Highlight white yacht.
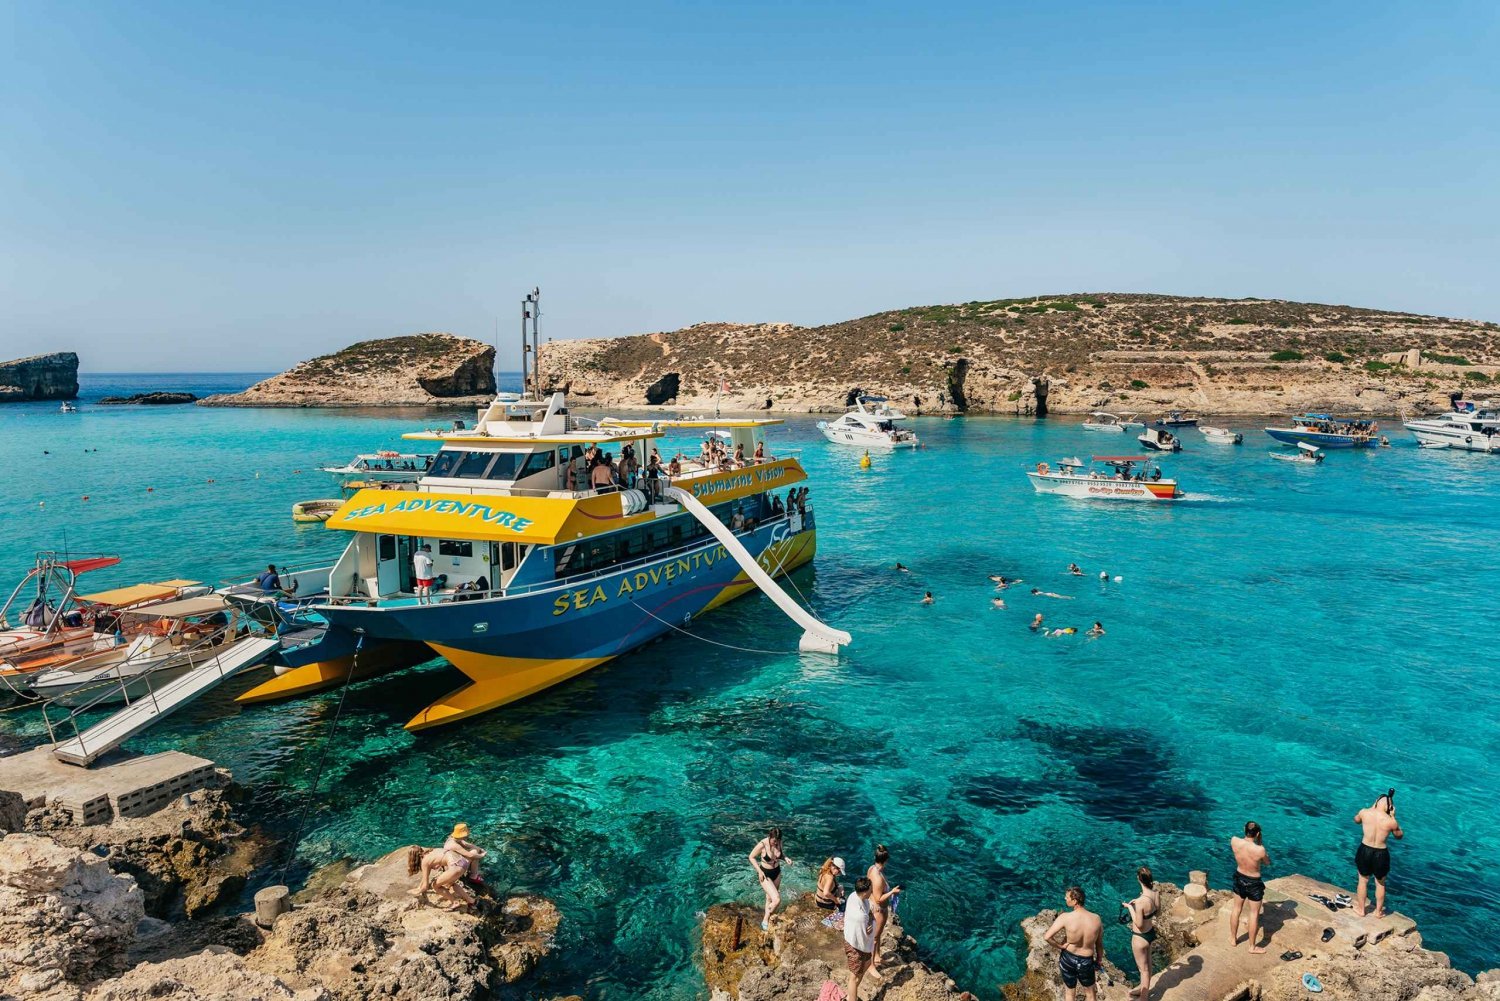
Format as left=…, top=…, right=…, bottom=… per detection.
left=818, top=397, right=920, bottom=450
left=321, top=452, right=434, bottom=483
left=1081, top=412, right=1144, bottom=433
left=1404, top=400, right=1500, bottom=452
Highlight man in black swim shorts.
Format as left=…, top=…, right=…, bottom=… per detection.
left=1044, top=886, right=1103, bottom=1000
left=1229, top=821, right=1271, bottom=953
left=1353, top=792, right=1404, bottom=917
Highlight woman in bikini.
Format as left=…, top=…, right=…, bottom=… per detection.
left=1124, top=865, right=1161, bottom=998
left=814, top=856, right=846, bottom=910
left=406, top=846, right=476, bottom=910
left=748, top=827, right=791, bottom=930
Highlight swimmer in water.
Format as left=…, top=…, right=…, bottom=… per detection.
left=1099, top=570, right=1109, bottom=581
left=1088, top=622, right=1105, bottom=636
left=991, top=598, right=1006, bottom=609
left=1068, top=563, right=1084, bottom=576
left=1048, top=627, right=1078, bottom=637
left=921, top=591, right=934, bottom=605
left=895, top=562, right=910, bottom=572
left=1031, top=588, right=1074, bottom=600
left=1030, top=613, right=1044, bottom=631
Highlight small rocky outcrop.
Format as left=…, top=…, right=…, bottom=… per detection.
left=702, top=893, right=976, bottom=1001
left=97, top=392, right=198, bottom=405
left=0, top=833, right=145, bottom=1000
left=645, top=371, right=681, bottom=405
left=32, top=788, right=275, bottom=920
left=85, top=951, right=325, bottom=1001
left=247, top=848, right=559, bottom=1001
left=201, top=334, right=496, bottom=408
left=0, top=351, right=80, bottom=402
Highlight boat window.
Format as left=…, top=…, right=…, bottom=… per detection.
left=520, top=450, right=557, bottom=478
left=377, top=535, right=397, bottom=561
left=427, top=450, right=465, bottom=478
left=456, top=451, right=498, bottom=478
left=482, top=452, right=525, bottom=481
left=439, top=540, right=473, bottom=558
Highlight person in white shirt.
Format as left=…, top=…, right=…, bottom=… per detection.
left=413, top=544, right=436, bottom=604
left=843, top=877, right=877, bottom=1000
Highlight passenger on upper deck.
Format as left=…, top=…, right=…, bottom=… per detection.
left=620, top=443, right=639, bottom=484
left=754, top=440, right=765, bottom=463
left=667, top=455, right=682, bottom=477
left=590, top=454, right=615, bottom=490
left=734, top=443, right=746, bottom=467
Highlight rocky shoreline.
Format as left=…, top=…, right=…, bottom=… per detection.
left=0, top=351, right=79, bottom=402
left=0, top=769, right=560, bottom=1001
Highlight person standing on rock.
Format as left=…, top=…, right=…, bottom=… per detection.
left=843, top=876, right=878, bottom=1001
left=1123, top=866, right=1160, bottom=999
left=412, top=544, right=435, bottom=605
left=1044, top=886, right=1104, bottom=1001
left=1229, top=821, right=1270, bottom=954
left=866, top=844, right=901, bottom=973
left=748, top=827, right=790, bottom=931
left=1353, top=790, right=1403, bottom=918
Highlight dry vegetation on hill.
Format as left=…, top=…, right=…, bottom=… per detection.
left=541, top=293, right=1500, bottom=415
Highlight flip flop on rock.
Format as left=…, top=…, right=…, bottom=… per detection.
left=1303, top=973, right=1324, bottom=993
left=1280, top=950, right=1303, bottom=961
left=1321, top=928, right=1336, bottom=942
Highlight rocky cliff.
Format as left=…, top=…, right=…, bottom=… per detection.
left=0, top=351, right=80, bottom=402
left=538, top=294, right=1500, bottom=415
left=201, top=333, right=496, bottom=408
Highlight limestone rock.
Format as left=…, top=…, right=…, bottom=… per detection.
left=85, top=950, right=325, bottom=1001
left=201, top=333, right=496, bottom=408
left=702, top=893, right=976, bottom=1000
left=0, top=833, right=145, bottom=999
left=537, top=295, right=1500, bottom=415
left=246, top=848, right=558, bottom=1001
left=0, top=351, right=80, bottom=402
left=36, top=787, right=274, bottom=920
left=97, top=392, right=199, bottom=405
left=644, top=371, right=680, bottom=405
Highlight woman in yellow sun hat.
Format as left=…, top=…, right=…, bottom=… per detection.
left=444, top=822, right=487, bottom=885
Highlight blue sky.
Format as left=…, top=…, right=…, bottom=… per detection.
left=2, top=1, right=1496, bottom=371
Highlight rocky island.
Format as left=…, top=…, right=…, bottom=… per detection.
left=97, top=392, right=199, bottom=405
left=0, top=351, right=79, bottom=402
left=538, top=294, right=1500, bottom=415
left=201, top=333, right=497, bottom=408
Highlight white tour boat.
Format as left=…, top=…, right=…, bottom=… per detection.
left=1200, top=426, right=1243, bottom=444
left=321, top=452, right=434, bottom=483
left=1137, top=426, right=1183, bottom=452
left=1403, top=400, right=1500, bottom=452
left=1081, top=411, right=1144, bottom=433
left=818, top=397, right=920, bottom=450
left=1027, top=456, right=1182, bottom=501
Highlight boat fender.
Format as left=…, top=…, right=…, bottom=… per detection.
left=1037, top=462, right=1049, bottom=475
left=1466, top=436, right=1473, bottom=445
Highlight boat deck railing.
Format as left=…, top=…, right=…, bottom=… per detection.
left=39, top=620, right=265, bottom=755
left=323, top=506, right=812, bottom=609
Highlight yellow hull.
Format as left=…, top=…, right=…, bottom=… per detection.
left=404, top=529, right=818, bottom=731
left=236, top=641, right=429, bottom=704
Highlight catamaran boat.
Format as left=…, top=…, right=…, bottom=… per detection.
left=321, top=452, right=435, bottom=483
left=1137, top=426, right=1183, bottom=452
left=1270, top=442, right=1325, bottom=464
left=1403, top=400, right=1500, bottom=452
left=26, top=596, right=273, bottom=706
left=818, top=397, right=920, bottom=450
left=1081, top=412, right=1145, bottom=433
left=296, top=387, right=848, bottom=731
left=1265, top=414, right=1377, bottom=449
left=1027, top=455, right=1182, bottom=501
left=1154, top=411, right=1199, bottom=427
left=1199, top=425, right=1243, bottom=444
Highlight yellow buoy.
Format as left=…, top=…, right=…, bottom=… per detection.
left=860, top=451, right=872, bottom=469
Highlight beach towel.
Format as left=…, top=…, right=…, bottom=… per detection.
left=818, top=980, right=846, bottom=1001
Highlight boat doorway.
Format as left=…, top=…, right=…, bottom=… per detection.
left=375, top=535, right=413, bottom=597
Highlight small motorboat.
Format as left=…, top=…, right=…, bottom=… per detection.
left=59, top=402, right=79, bottom=413
left=292, top=499, right=345, bottom=523
left=1027, top=455, right=1182, bottom=501
left=1137, top=426, right=1183, bottom=452
left=1082, top=411, right=1144, bottom=433
left=321, top=451, right=434, bottom=483
left=1154, top=410, right=1199, bottom=427
left=1270, top=442, right=1325, bottom=464
left=1200, top=426, right=1243, bottom=445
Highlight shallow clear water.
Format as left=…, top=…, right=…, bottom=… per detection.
left=4, top=379, right=1498, bottom=997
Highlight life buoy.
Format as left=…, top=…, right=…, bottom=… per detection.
left=1037, top=462, right=1050, bottom=475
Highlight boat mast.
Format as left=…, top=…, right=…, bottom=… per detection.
left=522, top=287, right=541, bottom=397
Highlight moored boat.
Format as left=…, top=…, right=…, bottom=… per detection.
left=1026, top=455, right=1182, bottom=501
left=1081, top=411, right=1144, bottom=433
left=321, top=451, right=434, bottom=482
left=818, top=397, right=920, bottom=450
left=1403, top=399, right=1500, bottom=453
left=1265, top=413, right=1377, bottom=448
left=1154, top=410, right=1199, bottom=427
left=1270, top=442, right=1325, bottom=464
left=1199, top=425, right=1243, bottom=444
left=1137, top=426, right=1183, bottom=452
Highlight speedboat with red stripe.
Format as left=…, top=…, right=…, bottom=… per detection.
left=1027, top=455, right=1182, bottom=501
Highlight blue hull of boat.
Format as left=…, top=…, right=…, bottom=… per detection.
left=1264, top=429, right=1371, bottom=449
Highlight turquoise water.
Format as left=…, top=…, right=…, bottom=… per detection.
left=4, top=377, right=1499, bottom=997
